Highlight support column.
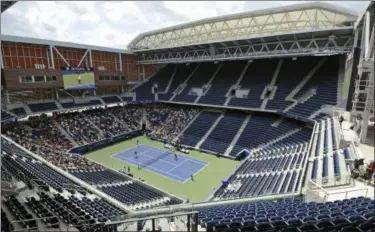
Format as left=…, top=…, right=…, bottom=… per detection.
left=152, top=219, right=155, bottom=232
left=5, top=90, right=10, bottom=104
left=119, top=53, right=123, bottom=71
left=89, top=49, right=93, bottom=67
left=364, top=11, right=370, bottom=59
left=49, top=45, right=55, bottom=69
left=142, top=65, right=146, bottom=80
left=46, top=48, right=51, bottom=69
left=0, top=50, right=4, bottom=68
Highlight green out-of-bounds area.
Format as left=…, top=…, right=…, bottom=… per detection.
left=85, top=136, right=240, bottom=202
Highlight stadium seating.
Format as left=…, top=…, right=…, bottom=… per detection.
left=28, top=102, right=58, bottom=113
left=70, top=169, right=131, bottom=185
left=82, top=108, right=128, bottom=136
left=230, top=113, right=277, bottom=156
left=9, top=107, right=27, bottom=116
left=134, top=64, right=175, bottom=101
left=3, top=195, right=38, bottom=230
left=200, top=112, right=246, bottom=154
left=1, top=152, right=79, bottom=193
left=122, top=96, right=134, bottom=102
left=158, top=63, right=198, bottom=101
left=287, top=56, right=339, bottom=118
left=198, top=61, right=247, bottom=106
left=1, top=110, right=13, bottom=121
left=198, top=197, right=375, bottom=232
left=37, top=191, right=121, bottom=231
left=174, top=62, right=218, bottom=103
left=101, top=183, right=182, bottom=209
left=266, top=57, right=321, bottom=111
left=56, top=112, right=103, bottom=145
left=1, top=209, right=13, bottom=232
left=61, top=99, right=102, bottom=108
left=102, top=96, right=122, bottom=104
left=180, top=111, right=221, bottom=147
left=229, top=59, right=279, bottom=109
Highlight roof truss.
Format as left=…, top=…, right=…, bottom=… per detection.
left=136, top=35, right=353, bottom=64
left=129, top=4, right=357, bottom=51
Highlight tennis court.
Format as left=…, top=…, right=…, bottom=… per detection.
left=113, top=145, right=208, bottom=183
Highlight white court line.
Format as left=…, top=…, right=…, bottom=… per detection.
left=182, top=161, right=210, bottom=184
left=117, top=155, right=185, bottom=182
left=112, top=144, right=209, bottom=183
left=114, top=146, right=187, bottom=182
left=111, top=145, right=148, bottom=158
left=141, top=144, right=208, bottom=165
left=146, top=165, right=186, bottom=182
left=167, top=159, right=188, bottom=174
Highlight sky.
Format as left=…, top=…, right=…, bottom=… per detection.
left=1, top=1, right=370, bottom=50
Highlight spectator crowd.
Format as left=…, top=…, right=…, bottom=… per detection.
left=1, top=104, right=199, bottom=171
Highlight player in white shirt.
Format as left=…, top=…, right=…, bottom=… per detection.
left=78, top=75, right=82, bottom=85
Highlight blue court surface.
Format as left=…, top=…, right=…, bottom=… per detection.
left=113, top=145, right=208, bottom=183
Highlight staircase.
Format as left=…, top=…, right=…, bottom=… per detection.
left=195, top=113, right=224, bottom=149
left=128, top=68, right=162, bottom=93
left=108, top=112, right=130, bottom=131
left=224, top=61, right=252, bottom=106
left=284, top=89, right=317, bottom=112
left=258, top=128, right=301, bottom=149
left=23, top=104, right=33, bottom=115
left=285, top=58, right=327, bottom=101
left=224, top=114, right=251, bottom=156
left=52, top=119, right=79, bottom=146
left=160, top=65, right=178, bottom=94
left=261, top=59, right=284, bottom=109
left=55, top=101, right=63, bottom=110
left=82, top=115, right=106, bottom=138
left=173, top=111, right=202, bottom=143
left=170, top=63, right=201, bottom=101
left=194, top=63, right=223, bottom=103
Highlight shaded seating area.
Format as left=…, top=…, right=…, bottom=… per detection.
left=28, top=102, right=58, bottom=113
left=61, top=99, right=102, bottom=109
left=102, top=96, right=121, bottom=104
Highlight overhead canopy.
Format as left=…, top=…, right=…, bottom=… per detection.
left=128, top=2, right=358, bottom=52
left=1, top=1, right=17, bottom=13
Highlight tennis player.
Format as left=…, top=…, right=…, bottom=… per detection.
left=134, top=151, right=138, bottom=159
left=77, top=75, right=82, bottom=85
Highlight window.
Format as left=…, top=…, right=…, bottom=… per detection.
left=34, top=76, right=45, bottom=82
left=121, top=76, right=126, bottom=81
left=111, top=76, right=120, bottom=81
left=105, top=76, right=110, bottom=81
left=20, top=76, right=33, bottom=83
left=46, top=76, right=56, bottom=82
left=99, top=76, right=105, bottom=80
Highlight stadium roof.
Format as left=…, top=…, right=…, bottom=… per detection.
left=1, top=1, right=17, bottom=13
left=128, top=2, right=358, bottom=52
left=1, top=34, right=131, bottom=54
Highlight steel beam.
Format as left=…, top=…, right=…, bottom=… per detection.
left=136, top=36, right=353, bottom=64
left=89, top=49, right=93, bottom=67
left=53, top=46, right=70, bottom=67
left=119, top=53, right=123, bottom=71
left=77, top=50, right=89, bottom=67
left=49, top=45, right=55, bottom=69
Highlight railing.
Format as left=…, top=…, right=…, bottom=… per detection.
left=305, top=178, right=369, bottom=203
left=10, top=216, right=61, bottom=232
